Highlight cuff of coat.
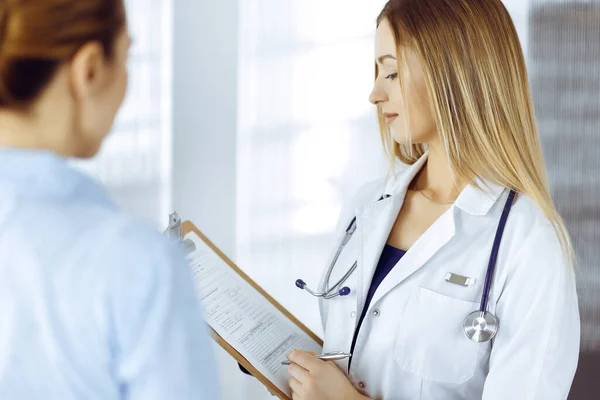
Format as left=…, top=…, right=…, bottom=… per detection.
left=238, top=362, right=253, bottom=376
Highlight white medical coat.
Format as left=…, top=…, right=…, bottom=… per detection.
left=319, top=154, right=580, bottom=400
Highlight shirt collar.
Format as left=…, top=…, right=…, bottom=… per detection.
left=382, top=152, right=506, bottom=216
left=455, top=178, right=506, bottom=216
left=382, top=153, right=428, bottom=197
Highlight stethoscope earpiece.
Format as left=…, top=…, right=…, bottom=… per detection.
left=295, top=279, right=306, bottom=289
left=295, top=279, right=352, bottom=298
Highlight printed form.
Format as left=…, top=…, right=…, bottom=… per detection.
left=184, top=231, right=322, bottom=396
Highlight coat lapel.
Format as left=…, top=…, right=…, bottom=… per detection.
left=363, top=176, right=506, bottom=315
left=355, top=195, right=401, bottom=319
left=354, top=155, right=428, bottom=318
left=366, top=206, right=456, bottom=314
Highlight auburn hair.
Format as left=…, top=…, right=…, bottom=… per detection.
left=0, top=0, right=126, bottom=108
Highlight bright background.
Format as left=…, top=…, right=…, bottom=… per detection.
left=76, top=0, right=599, bottom=398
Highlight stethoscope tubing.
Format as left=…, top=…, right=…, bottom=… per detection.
left=296, top=189, right=517, bottom=343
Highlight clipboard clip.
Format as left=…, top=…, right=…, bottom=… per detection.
left=163, top=211, right=196, bottom=255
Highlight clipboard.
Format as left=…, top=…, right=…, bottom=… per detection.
left=166, top=213, right=323, bottom=399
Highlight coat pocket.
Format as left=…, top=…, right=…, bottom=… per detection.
left=394, top=287, right=483, bottom=384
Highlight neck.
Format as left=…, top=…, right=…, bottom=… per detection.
left=0, top=109, right=73, bottom=156
left=413, top=140, right=467, bottom=201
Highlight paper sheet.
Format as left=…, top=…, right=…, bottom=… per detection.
left=184, top=231, right=322, bottom=396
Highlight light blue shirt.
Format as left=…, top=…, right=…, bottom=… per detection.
left=0, top=149, right=220, bottom=399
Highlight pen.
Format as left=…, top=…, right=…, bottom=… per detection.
left=281, top=351, right=351, bottom=365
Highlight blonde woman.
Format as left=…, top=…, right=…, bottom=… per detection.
left=286, top=0, right=580, bottom=399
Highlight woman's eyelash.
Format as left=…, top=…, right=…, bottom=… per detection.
left=385, top=73, right=398, bottom=80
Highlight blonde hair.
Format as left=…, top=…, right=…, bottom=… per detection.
left=376, top=0, right=575, bottom=266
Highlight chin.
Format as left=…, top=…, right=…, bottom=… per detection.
left=390, top=125, right=429, bottom=146
left=390, top=126, right=411, bottom=145
left=75, top=141, right=103, bottom=159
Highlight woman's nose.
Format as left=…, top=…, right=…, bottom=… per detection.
left=369, top=83, right=388, bottom=105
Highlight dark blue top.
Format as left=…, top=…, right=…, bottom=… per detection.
left=349, top=244, right=406, bottom=368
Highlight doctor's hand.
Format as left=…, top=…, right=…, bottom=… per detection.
left=286, top=349, right=370, bottom=400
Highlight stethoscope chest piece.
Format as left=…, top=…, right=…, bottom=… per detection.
left=463, top=311, right=498, bottom=343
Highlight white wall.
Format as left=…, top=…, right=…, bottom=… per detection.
left=172, top=0, right=272, bottom=398
left=172, top=0, right=237, bottom=256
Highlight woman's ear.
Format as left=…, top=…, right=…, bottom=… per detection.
left=68, top=41, right=106, bottom=101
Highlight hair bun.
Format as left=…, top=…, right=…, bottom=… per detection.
left=0, top=0, right=125, bottom=108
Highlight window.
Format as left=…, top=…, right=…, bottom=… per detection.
left=237, top=0, right=389, bottom=335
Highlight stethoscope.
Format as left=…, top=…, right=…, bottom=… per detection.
left=296, top=190, right=517, bottom=343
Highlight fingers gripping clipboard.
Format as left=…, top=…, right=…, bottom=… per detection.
left=164, top=213, right=323, bottom=399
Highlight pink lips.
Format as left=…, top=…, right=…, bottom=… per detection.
left=384, top=113, right=398, bottom=125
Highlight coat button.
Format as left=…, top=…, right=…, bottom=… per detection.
left=358, top=381, right=366, bottom=389
left=373, top=309, right=381, bottom=317
left=350, top=311, right=356, bottom=318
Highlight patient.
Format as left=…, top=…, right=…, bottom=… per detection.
left=0, top=1, right=219, bottom=399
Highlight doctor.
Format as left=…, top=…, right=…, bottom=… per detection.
left=0, top=1, right=218, bottom=399
left=286, top=0, right=580, bottom=399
